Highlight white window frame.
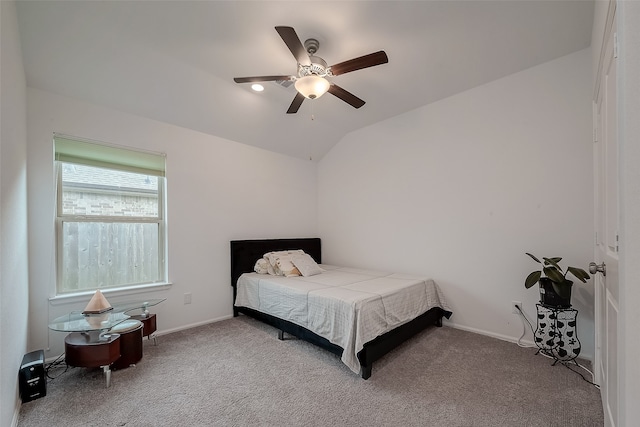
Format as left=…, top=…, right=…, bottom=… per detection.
left=53, top=135, right=167, bottom=296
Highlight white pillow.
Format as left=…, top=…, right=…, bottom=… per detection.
left=291, top=253, right=323, bottom=277
left=263, top=250, right=304, bottom=276
left=254, top=258, right=270, bottom=274
left=276, top=255, right=301, bottom=277
left=264, top=250, right=303, bottom=267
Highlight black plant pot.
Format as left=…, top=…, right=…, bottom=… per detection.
left=539, top=277, right=572, bottom=308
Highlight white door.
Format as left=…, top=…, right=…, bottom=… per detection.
left=593, top=8, right=619, bottom=427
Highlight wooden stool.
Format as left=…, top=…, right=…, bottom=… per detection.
left=131, top=313, right=158, bottom=345
left=64, top=332, right=120, bottom=387
left=110, top=320, right=143, bottom=370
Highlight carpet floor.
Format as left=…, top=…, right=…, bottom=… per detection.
left=18, top=316, right=603, bottom=426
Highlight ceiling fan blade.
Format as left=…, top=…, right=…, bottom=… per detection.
left=328, top=84, right=366, bottom=109
left=286, top=92, right=305, bottom=114
left=275, top=26, right=311, bottom=66
left=329, top=51, right=389, bottom=76
left=234, top=75, right=293, bottom=84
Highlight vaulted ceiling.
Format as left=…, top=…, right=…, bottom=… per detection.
left=16, top=1, right=594, bottom=160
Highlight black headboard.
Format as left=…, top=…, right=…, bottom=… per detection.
left=230, top=238, right=321, bottom=288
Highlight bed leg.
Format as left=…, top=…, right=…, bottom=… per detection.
left=435, top=317, right=443, bottom=327
left=361, top=365, right=372, bottom=380
left=278, top=330, right=285, bottom=340
left=233, top=307, right=239, bottom=317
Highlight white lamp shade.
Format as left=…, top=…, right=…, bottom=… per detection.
left=294, top=76, right=330, bottom=99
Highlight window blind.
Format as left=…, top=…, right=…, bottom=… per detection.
left=54, top=134, right=165, bottom=177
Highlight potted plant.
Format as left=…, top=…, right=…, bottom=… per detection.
left=525, top=253, right=590, bottom=308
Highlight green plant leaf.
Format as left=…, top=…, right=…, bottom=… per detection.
left=526, top=253, right=541, bottom=263
left=525, top=271, right=541, bottom=289
left=543, top=257, right=563, bottom=271
left=543, top=266, right=565, bottom=283
left=568, top=267, right=590, bottom=283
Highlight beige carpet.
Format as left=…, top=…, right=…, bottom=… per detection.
left=18, top=316, right=603, bottom=426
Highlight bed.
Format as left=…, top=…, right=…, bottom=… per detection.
left=230, top=238, right=452, bottom=379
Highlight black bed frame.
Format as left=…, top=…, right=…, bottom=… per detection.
left=230, top=238, right=450, bottom=379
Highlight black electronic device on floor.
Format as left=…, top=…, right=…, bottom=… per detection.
left=19, top=350, right=46, bottom=403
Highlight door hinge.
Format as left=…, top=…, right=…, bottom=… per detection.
left=614, top=32, right=618, bottom=59
left=616, top=233, right=619, bottom=252
left=593, top=127, right=597, bottom=143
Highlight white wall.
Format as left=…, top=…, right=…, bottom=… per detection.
left=318, top=49, right=595, bottom=358
left=27, top=88, right=318, bottom=357
left=0, top=1, right=29, bottom=426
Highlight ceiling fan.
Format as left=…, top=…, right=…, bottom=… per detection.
left=234, top=26, right=389, bottom=114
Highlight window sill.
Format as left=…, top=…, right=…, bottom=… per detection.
left=49, top=282, right=172, bottom=306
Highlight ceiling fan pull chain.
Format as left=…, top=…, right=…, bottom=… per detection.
left=308, top=126, right=313, bottom=161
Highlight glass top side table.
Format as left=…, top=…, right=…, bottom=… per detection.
left=111, top=298, right=166, bottom=317
left=48, top=297, right=166, bottom=387
left=114, top=298, right=166, bottom=345
left=49, top=311, right=130, bottom=343
left=48, top=298, right=166, bottom=343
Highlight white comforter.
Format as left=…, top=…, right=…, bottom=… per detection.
left=234, top=265, right=451, bottom=374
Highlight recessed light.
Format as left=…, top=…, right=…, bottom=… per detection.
left=251, top=84, right=264, bottom=92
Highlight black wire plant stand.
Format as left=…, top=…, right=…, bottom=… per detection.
left=534, top=303, right=581, bottom=363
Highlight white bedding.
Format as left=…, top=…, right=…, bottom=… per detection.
left=234, top=265, right=451, bottom=374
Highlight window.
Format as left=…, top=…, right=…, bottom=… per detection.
left=54, top=135, right=166, bottom=295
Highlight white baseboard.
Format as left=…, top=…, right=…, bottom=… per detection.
left=155, top=314, right=234, bottom=337
left=445, top=320, right=535, bottom=347
left=443, top=320, right=594, bottom=363
left=12, top=397, right=20, bottom=427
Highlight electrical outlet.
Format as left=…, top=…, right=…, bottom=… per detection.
left=512, top=301, right=522, bottom=314
left=184, top=292, right=192, bottom=304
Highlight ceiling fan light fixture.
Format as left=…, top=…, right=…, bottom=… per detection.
left=294, top=75, right=330, bottom=100
left=251, top=83, right=264, bottom=92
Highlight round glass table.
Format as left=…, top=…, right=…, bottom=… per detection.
left=48, top=298, right=166, bottom=387
left=48, top=298, right=166, bottom=342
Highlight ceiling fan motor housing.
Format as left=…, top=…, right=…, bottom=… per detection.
left=298, top=38, right=329, bottom=78
left=299, top=56, right=328, bottom=78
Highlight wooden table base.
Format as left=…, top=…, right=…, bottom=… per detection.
left=64, top=332, right=120, bottom=387
left=111, top=322, right=143, bottom=370
left=131, top=313, right=158, bottom=345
